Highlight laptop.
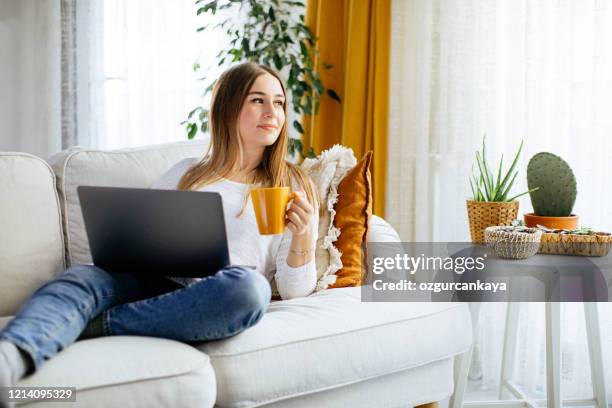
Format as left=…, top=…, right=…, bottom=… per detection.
left=77, top=185, right=251, bottom=277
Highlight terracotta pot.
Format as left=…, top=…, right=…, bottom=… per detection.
left=523, top=213, right=579, bottom=230
left=466, top=200, right=519, bottom=244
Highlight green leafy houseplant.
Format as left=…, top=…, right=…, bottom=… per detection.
left=183, top=0, right=341, bottom=160
left=469, top=136, right=538, bottom=202
left=466, top=135, right=538, bottom=244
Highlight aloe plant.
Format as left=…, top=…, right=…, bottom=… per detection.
left=469, top=135, right=538, bottom=202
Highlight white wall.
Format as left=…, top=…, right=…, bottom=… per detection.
left=0, top=0, right=61, bottom=159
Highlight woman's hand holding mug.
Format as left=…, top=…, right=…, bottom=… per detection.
left=250, top=187, right=313, bottom=236
left=285, top=191, right=313, bottom=236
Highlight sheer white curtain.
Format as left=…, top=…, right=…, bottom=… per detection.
left=388, top=0, right=612, bottom=401
left=89, top=0, right=225, bottom=150
left=388, top=0, right=612, bottom=243
left=0, top=0, right=61, bottom=159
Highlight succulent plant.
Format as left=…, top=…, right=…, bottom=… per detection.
left=469, top=135, right=537, bottom=202
left=526, top=152, right=577, bottom=217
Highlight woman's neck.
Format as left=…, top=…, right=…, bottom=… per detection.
left=226, top=147, right=263, bottom=183
left=225, top=167, right=256, bottom=184
left=225, top=174, right=251, bottom=184
left=241, top=147, right=264, bottom=171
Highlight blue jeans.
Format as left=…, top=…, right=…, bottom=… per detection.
left=0, top=264, right=271, bottom=371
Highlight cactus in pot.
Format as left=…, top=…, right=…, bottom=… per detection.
left=524, top=152, right=579, bottom=229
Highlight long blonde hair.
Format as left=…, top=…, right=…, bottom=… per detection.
left=177, top=62, right=318, bottom=217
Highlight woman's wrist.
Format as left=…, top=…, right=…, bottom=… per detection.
left=289, top=248, right=312, bottom=256
left=287, top=231, right=314, bottom=267
left=289, top=230, right=313, bottom=250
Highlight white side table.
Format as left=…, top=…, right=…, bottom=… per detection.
left=449, top=248, right=612, bottom=408
left=450, top=302, right=609, bottom=408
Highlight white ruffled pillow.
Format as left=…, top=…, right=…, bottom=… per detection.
left=300, top=145, right=357, bottom=291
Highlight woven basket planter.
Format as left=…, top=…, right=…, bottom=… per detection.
left=539, top=232, right=612, bottom=257
left=466, top=200, right=519, bottom=244
left=484, top=226, right=542, bottom=259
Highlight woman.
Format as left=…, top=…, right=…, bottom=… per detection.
left=0, top=62, right=319, bottom=395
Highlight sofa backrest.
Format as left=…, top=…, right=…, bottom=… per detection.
left=47, top=139, right=208, bottom=267
left=0, top=153, right=66, bottom=317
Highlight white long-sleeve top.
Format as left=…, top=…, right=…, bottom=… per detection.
left=151, top=158, right=318, bottom=300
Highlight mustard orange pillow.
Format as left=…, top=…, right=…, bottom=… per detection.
left=329, top=151, right=373, bottom=288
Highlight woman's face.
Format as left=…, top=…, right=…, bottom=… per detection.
left=238, top=73, right=286, bottom=151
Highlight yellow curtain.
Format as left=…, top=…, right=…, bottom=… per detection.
left=304, top=0, right=390, bottom=218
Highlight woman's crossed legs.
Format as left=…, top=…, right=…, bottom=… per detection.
left=0, top=264, right=271, bottom=373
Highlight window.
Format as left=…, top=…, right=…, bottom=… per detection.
left=90, top=0, right=226, bottom=149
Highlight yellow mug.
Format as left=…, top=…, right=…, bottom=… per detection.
left=250, top=187, right=292, bottom=235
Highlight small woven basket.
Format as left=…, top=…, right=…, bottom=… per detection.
left=539, top=232, right=612, bottom=257
left=484, top=226, right=542, bottom=259
left=467, top=200, right=519, bottom=244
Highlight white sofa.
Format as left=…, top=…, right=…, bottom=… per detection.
left=0, top=140, right=473, bottom=408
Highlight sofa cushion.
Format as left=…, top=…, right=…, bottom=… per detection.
left=197, top=287, right=472, bottom=408
left=17, top=336, right=215, bottom=408
left=300, top=145, right=358, bottom=290
left=329, top=151, right=373, bottom=288
left=253, top=358, right=454, bottom=408
left=0, top=153, right=65, bottom=317
left=47, top=140, right=208, bottom=266
left=367, top=215, right=401, bottom=242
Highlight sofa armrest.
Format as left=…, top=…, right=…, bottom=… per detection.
left=367, top=215, right=401, bottom=243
